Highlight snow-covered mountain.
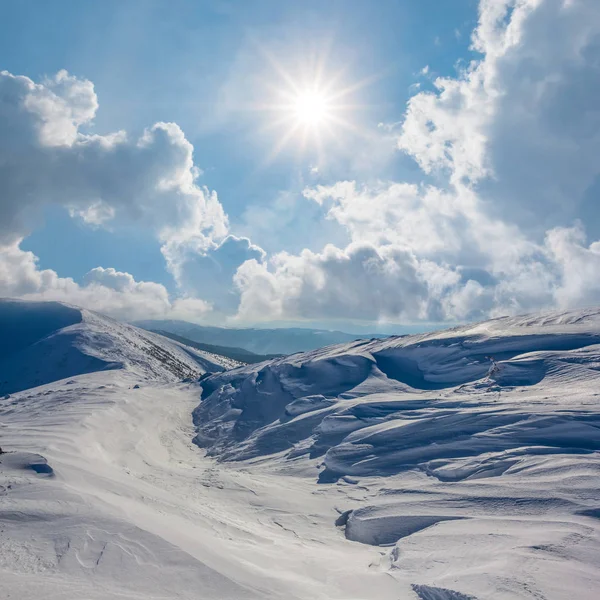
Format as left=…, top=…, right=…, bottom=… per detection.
left=0, top=299, right=235, bottom=394
left=193, top=307, right=600, bottom=598
left=1, top=301, right=599, bottom=600
left=194, top=308, right=600, bottom=467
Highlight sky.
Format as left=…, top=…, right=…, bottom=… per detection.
left=1, top=0, right=600, bottom=333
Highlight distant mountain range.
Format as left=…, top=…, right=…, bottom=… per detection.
left=150, top=329, right=280, bottom=364
left=133, top=319, right=386, bottom=355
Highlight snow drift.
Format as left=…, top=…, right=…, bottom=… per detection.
left=193, top=308, right=600, bottom=598
left=193, top=308, right=600, bottom=472
left=1, top=300, right=599, bottom=599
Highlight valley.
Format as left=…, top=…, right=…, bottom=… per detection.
left=1, top=300, right=599, bottom=599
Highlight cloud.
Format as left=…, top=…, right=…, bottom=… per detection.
left=0, top=68, right=228, bottom=258
left=165, top=235, right=265, bottom=313
left=234, top=243, right=440, bottom=323
left=0, top=240, right=211, bottom=322
left=303, top=181, right=468, bottom=256
left=234, top=181, right=560, bottom=323
left=234, top=198, right=600, bottom=324
left=0, top=68, right=253, bottom=318
left=545, top=224, right=600, bottom=309
left=233, top=0, right=600, bottom=324
left=398, top=0, right=600, bottom=234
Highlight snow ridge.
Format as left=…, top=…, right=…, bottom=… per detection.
left=193, top=306, right=600, bottom=470
left=0, top=299, right=233, bottom=394
left=191, top=306, right=600, bottom=598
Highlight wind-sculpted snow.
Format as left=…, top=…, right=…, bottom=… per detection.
left=0, top=299, right=233, bottom=394
left=2, top=302, right=600, bottom=599
left=192, top=308, right=600, bottom=598
left=193, top=307, right=600, bottom=471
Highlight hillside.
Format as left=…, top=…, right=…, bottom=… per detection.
left=194, top=308, right=600, bottom=465
left=134, top=318, right=384, bottom=355
left=192, top=307, right=600, bottom=598
left=0, top=299, right=234, bottom=394
left=1, top=301, right=599, bottom=600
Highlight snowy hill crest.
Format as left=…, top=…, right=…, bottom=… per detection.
left=193, top=306, right=600, bottom=470
left=0, top=299, right=233, bottom=394
left=187, top=306, right=600, bottom=598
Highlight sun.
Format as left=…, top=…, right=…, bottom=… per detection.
left=264, top=78, right=357, bottom=161
left=253, top=47, right=374, bottom=165
left=260, top=80, right=347, bottom=162
left=293, top=90, right=331, bottom=126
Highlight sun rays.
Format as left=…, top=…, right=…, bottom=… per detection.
left=252, top=45, right=373, bottom=167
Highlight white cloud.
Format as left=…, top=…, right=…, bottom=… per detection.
left=0, top=241, right=211, bottom=322
left=235, top=181, right=561, bottom=323
left=234, top=200, right=600, bottom=324
left=303, top=181, right=466, bottom=255
left=0, top=68, right=252, bottom=318
left=233, top=0, right=600, bottom=325
left=165, top=235, right=266, bottom=313
left=234, top=243, right=439, bottom=323
left=0, top=68, right=228, bottom=258
left=545, top=224, right=600, bottom=309
left=399, top=0, right=600, bottom=233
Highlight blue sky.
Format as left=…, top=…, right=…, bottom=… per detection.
left=11, top=0, right=474, bottom=275
left=2, top=0, right=600, bottom=332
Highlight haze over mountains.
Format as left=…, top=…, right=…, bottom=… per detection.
left=134, top=319, right=386, bottom=355
left=1, top=299, right=599, bottom=599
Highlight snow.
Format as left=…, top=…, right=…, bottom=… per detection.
left=0, top=299, right=235, bottom=394
left=1, top=300, right=600, bottom=599
left=193, top=306, right=600, bottom=598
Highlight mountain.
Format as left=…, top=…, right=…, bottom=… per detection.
left=134, top=318, right=385, bottom=355
left=2, top=300, right=599, bottom=600
left=0, top=299, right=234, bottom=394
left=192, top=307, right=600, bottom=598
left=149, top=329, right=281, bottom=364
left=194, top=308, right=600, bottom=465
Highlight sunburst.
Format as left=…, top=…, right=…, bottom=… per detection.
left=255, top=48, right=372, bottom=166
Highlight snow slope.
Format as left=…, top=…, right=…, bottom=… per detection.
left=0, top=299, right=235, bottom=394
left=1, top=301, right=600, bottom=599
left=193, top=307, right=600, bottom=598
left=0, top=306, right=402, bottom=599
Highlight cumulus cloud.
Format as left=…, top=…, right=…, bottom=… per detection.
left=545, top=224, right=600, bottom=309
left=0, top=68, right=228, bottom=261
left=235, top=181, right=560, bottom=323
left=235, top=179, right=600, bottom=323
left=165, top=235, right=266, bottom=313
left=233, top=0, right=600, bottom=324
left=0, top=241, right=210, bottom=322
left=0, top=68, right=248, bottom=320
left=399, top=0, right=600, bottom=233
left=234, top=243, right=440, bottom=322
